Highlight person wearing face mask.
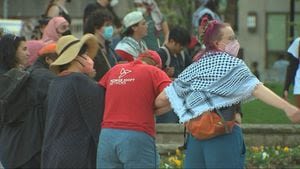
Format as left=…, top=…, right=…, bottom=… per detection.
left=84, top=9, right=121, bottom=81
left=134, top=0, right=170, bottom=51
left=83, top=0, right=122, bottom=33
left=154, top=19, right=300, bottom=168
left=41, top=34, right=105, bottom=168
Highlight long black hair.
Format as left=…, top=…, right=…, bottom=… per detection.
left=0, top=34, right=26, bottom=69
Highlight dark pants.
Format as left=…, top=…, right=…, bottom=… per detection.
left=156, top=110, right=179, bottom=123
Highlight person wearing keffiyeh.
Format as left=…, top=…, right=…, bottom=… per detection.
left=155, top=19, right=300, bottom=168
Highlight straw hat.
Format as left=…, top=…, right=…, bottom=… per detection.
left=50, top=34, right=98, bottom=73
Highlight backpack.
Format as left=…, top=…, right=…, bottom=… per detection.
left=0, top=68, right=30, bottom=127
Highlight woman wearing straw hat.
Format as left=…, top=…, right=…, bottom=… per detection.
left=41, top=34, right=105, bottom=168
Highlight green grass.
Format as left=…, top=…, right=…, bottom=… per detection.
left=242, top=83, right=294, bottom=124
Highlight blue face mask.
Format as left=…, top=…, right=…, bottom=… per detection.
left=102, top=26, right=114, bottom=40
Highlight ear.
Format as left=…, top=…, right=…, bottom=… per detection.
left=45, top=56, right=54, bottom=65
left=132, top=25, right=139, bottom=32
left=214, top=40, right=223, bottom=50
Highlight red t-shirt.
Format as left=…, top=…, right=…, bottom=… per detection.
left=99, top=60, right=171, bottom=137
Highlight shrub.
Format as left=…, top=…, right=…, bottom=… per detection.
left=160, top=146, right=300, bottom=169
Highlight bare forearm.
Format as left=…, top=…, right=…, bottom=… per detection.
left=253, top=84, right=291, bottom=110
left=155, top=104, right=172, bottom=115
left=252, top=84, right=300, bottom=123
left=155, top=90, right=171, bottom=115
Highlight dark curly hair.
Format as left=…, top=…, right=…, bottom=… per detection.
left=0, top=34, right=26, bottom=69
left=84, top=9, right=113, bottom=34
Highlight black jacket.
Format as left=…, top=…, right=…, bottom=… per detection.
left=42, top=72, right=105, bottom=168
left=0, top=60, right=56, bottom=168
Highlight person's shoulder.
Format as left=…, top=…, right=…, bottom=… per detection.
left=48, top=4, right=60, bottom=12
left=157, top=47, right=168, bottom=56
left=115, top=39, right=132, bottom=50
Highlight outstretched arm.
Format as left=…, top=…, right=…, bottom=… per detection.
left=154, top=90, right=171, bottom=115
left=253, top=84, right=300, bottom=123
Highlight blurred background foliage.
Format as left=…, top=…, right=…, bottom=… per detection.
left=156, top=0, right=237, bottom=31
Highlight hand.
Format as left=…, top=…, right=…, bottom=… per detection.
left=285, top=106, right=300, bottom=123
left=283, top=90, right=289, bottom=100
left=165, top=67, right=175, bottom=77
left=87, top=70, right=96, bottom=78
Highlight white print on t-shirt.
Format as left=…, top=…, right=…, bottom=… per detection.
left=119, top=68, right=132, bottom=78
left=109, top=68, right=135, bottom=85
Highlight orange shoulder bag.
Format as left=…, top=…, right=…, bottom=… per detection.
left=184, top=94, right=236, bottom=140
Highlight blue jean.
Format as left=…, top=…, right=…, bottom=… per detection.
left=184, top=125, right=246, bottom=169
left=97, top=128, right=159, bottom=169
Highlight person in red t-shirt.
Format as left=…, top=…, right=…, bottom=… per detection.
left=97, top=50, right=171, bottom=168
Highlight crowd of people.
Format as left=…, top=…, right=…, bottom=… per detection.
left=0, top=0, right=300, bottom=168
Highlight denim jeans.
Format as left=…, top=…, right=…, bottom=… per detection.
left=97, top=128, right=159, bottom=169
left=184, top=125, right=246, bottom=168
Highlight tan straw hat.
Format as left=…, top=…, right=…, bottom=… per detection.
left=50, top=33, right=98, bottom=73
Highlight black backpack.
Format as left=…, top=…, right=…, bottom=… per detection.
left=0, top=68, right=30, bottom=127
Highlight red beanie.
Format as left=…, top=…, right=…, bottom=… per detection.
left=138, top=50, right=162, bottom=68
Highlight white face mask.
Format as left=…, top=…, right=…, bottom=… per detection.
left=110, top=0, right=119, bottom=7
left=224, top=40, right=240, bottom=57
left=136, top=7, right=147, bottom=14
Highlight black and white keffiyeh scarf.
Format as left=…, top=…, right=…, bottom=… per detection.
left=115, top=36, right=148, bottom=59
left=165, top=51, right=261, bottom=123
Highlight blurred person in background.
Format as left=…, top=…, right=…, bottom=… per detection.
left=272, top=52, right=289, bottom=83
left=84, top=9, right=121, bottom=81
left=27, top=16, right=70, bottom=66
left=83, top=0, right=122, bottom=48
left=115, top=11, right=148, bottom=62
left=190, top=0, right=221, bottom=57
left=156, top=26, right=192, bottom=123
left=134, top=0, right=169, bottom=51
left=284, top=37, right=300, bottom=108
left=44, top=0, right=72, bottom=24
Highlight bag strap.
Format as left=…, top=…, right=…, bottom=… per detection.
left=203, top=92, right=230, bottom=133
left=160, top=46, right=171, bottom=67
